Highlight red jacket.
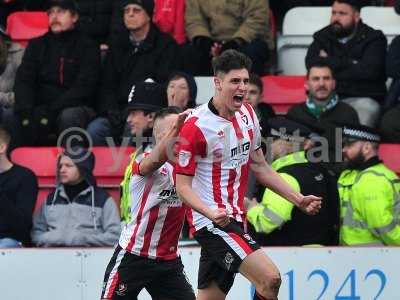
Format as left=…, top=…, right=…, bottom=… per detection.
left=153, top=0, right=186, bottom=44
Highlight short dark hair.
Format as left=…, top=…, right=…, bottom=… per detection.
left=0, top=124, right=11, bottom=146
left=306, top=59, right=335, bottom=79
left=212, top=50, right=252, bottom=76
left=154, top=106, right=182, bottom=123
left=334, top=0, right=362, bottom=12
left=249, top=73, right=263, bottom=94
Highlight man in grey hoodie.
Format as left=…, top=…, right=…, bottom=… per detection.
left=31, top=147, right=121, bottom=247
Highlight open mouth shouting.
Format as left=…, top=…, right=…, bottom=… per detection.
left=233, top=94, right=245, bottom=106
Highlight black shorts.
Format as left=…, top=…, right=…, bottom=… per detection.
left=194, top=220, right=260, bottom=294
left=101, top=245, right=195, bottom=300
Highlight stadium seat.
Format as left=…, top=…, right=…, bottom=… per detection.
left=278, top=7, right=331, bottom=75
left=11, top=147, right=134, bottom=211
left=360, top=7, right=400, bottom=44
left=261, top=76, right=306, bottom=113
left=378, top=143, right=400, bottom=175
left=6, top=11, right=48, bottom=47
left=195, top=77, right=214, bottom=104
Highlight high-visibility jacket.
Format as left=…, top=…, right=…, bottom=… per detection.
left=120, top=151, right=137, bottom=223
left=247, top=151, right=339, bottom=246
left=339, top=158, right=400, bottom=246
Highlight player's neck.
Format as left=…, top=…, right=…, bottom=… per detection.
left=212, top=97, right=235, bottom=120
left=0, top=155, right=13, bottom=173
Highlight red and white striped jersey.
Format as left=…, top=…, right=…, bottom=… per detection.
left=119, top=153, right=186, bottom=260
left=176, top=100, right=261, bottom=232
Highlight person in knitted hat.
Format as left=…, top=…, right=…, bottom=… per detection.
left=166, top=71, right=197, bottom=110
left=31, top=146, right=121, bottom=247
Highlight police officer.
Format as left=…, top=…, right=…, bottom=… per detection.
left=339, top=123, right=400, bottom=245
left=247, top=117, right=340, bottom=246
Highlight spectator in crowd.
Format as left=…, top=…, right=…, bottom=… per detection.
left=244, top=73, right=275, bottom=202
left=306, top=0, right=386, bottom=127
left=339, top=123, right=400, bottom=245
left=119, top=81, right=166, bottom=223
left=153, top=0, right=186, bottom=44
left=379, top=19, right=400, bottom=142
left=0, top=26, right=24, bottom=149
left=287, top=60, right=359, bottom=131
left=245, top=73, right=275, bottom=137
left=247, top=117, right=339, bottom=246
left=0, top=124, right=38, bottom=248
left=89, top=0, right=179, bottom=145
left=166, top=71, right=197, bottom=110
left=184, top=0, right=273, bottom=75
left=76, top=0, right=113, bottom=47
left=14, top=0, right=100, bottom=146
left=31, top=147, right=120, bottom=247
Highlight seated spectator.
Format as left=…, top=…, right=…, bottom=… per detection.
left=244, top=73, right=275, bottom=201
left=153, top=0, right=186, bottom=44
left=306, top=0, right=386, bottom=127
left=31, top=147, right=120, bottom=247
left=246, top=117, right=339, bottom=246
left=14, top=0, right=100, bottom=146
left=0, top=124, right=38, bottom=248
left=166, top=71, right=197, bottom=110
left=339, top=123, right=400, bottom=245
left=88, top=0, right=178, bottom=145
left=245, top=73, right=275, bottom=138
left=287, top=60, right=359, bottom=130
left=76, top=0, right=113, bottom=47
left=184, top=0, right=273, bottom=75
left=0, top=26, right=24, bottom=149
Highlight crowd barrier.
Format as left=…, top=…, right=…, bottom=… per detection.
left=1, top=246, right=399, bottom=300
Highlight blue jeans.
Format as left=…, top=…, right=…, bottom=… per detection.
left=0, top=238, right=22, bottom=248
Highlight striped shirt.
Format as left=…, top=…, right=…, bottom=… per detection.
left=176, top=100, right=261, bottom=232
left=119, top=154, right=186, bottom=260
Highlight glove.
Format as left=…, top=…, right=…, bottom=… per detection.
left=220, top=38, right=247, bottom=53
left=193, top=36, right=214, bottom=56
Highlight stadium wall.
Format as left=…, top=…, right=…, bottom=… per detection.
left=0, top=247, right=398, bottom=300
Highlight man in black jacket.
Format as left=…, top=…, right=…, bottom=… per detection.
left=0, top=125, right=38, bottom=248
left=14, top=0, right=100, bottom=145
left=305, top=0, right=386, bottom=127
left=87, top=0, right=179, bottom=145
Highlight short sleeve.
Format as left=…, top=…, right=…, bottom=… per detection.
left=131, top=152, right=150, bottom=176
left=175, top=117, right=207, bottom=176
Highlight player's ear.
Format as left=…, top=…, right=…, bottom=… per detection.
left=214, top=76, right=222, bottom=91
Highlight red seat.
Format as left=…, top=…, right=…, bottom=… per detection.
left=378, top=143, right=400, bottom=175
left=6, top=11, right=48, bottom=47
left=92, top=147, right=134, bottom=187
left=11, top=147, right=134, bottom=212
left=261, top=76, right=307, bottom=114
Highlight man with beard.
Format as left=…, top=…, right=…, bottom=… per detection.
left=306, top=0, right=386, bottom=127
left=338, top=123, right=400, bottom=246
left=14, top=0, right=100, bottom=146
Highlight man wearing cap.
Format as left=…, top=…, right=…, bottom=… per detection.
left=306, top=0, right=386, bottom=127
left=339, top=124, right=400, bottom=245
left=246, top=117, right=340, bottom=246
left=117, top=81, right=167, bottom=223
left=14, top=0, right=100, bottom=146
left=93, top=0, right=179, bottom=145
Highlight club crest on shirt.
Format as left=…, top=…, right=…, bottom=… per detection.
left=178, top=150, right=191, bottom=167
left=116, top=283, right=128, bottom=296
left=241, top=114, right=249, bottom=125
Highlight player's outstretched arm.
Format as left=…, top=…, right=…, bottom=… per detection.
left=250, top=149, right=321, bottom=215
left=176, top=174, right=230, bottom=227
left=139, top=110, right=190, bottom=176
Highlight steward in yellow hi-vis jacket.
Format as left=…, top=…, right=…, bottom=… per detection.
left=247, top=117, right=340, bottom=246
left=339, top=123, right=400, bottom=246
